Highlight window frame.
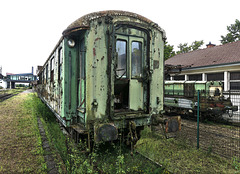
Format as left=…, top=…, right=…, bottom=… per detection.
left=131, top=41, right=143, bottom=78
left=230, top=71, right=240, bottom=90
left=116, top=39, right=127, bottom=78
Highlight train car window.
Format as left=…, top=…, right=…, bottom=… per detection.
left=184, top=83, right=194, bottom=97
left=50, top=56, right=54, bottom=82
left=80, top=42, right=85, bottom=79
left=116, top=40, right=127, bottom=78
left=42, top=68, right=45, bottom=83
left=38, top=72, right=42, bottom=84
left=46, top=64, right=48, bottom=82
left=131, top=41, right=142, bottom=78
left=50, top=56, right=54, bottom=71
left=58, top=47, right=63, bottom=81
left=78, top=39, right=86, bottom=112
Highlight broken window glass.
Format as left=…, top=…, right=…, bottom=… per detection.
left=116, top=40, right=127, bottom=78
left=131, top=41, right=142, bottom=78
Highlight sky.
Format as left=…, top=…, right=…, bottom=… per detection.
left=0, top=0, right=239, bottom=75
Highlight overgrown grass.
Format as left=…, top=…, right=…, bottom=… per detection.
left=136, top=127, right=240, bottom=173
left=2, top=92, right=239, bottom=173
left=29, top=94, right=166, bottom=173
left=0, top=87, right=27, bottom=96
left=0, top=92, right=47, bottom=173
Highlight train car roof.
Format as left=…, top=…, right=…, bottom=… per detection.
left=62, top=10, right=166, bottom=39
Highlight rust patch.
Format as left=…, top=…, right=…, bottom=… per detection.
left=94, top=37, right=101, bottom=44
left=93, top=48, right=96, bottom=57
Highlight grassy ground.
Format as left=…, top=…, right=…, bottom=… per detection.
left=0, top=91, right=47, bottom=173
left=30, top=94, right=165, bottom=173
left=3, top=91, right=237, bottom=173
left=0, top=87, right=27, bottom=96
left=136, top=127, right=240, bottom=173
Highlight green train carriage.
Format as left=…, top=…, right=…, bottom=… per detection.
left=164, top=80, right=238, bottom=119
left=37, top=11, right=166, bottom=145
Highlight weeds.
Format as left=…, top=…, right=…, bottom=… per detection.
left=232, top=157, right=240, bottom=172
left=137, top=126, right=238, bottom=173
left=29, top=93, right=163, bottom=173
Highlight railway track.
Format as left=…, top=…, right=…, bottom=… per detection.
left=135, top=150, right=172, bottom=173
left=0, top=93, right=15, bottom=102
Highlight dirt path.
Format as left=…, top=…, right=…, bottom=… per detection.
left=0, top=93, right=45, bottom=173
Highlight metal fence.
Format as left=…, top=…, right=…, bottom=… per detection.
left=165, top=90, right=240, bottom=159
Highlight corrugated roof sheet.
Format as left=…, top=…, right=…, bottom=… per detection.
left=165, top=41, right=240, bottom=68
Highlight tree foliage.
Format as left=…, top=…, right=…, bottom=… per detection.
left=221, top=19, right=240, bottom=44
left=176, top=43, right=191, bottom=54
left=176, top=40, right=204, bottom=54
left=164, top=42, right=176, bottom=60
left=191, top=40, right=204, bottom=50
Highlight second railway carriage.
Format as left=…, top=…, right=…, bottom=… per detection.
left=37, top=11, right=166, bottom=146
left=164, top=81, right=238, bottom=119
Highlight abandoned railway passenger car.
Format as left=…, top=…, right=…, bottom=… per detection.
left=37, top=11, right=166, bottom=145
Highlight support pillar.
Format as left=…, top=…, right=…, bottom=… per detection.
left=185, top=74, right=188, bottom=81
left=202, top=73, right=206, bottom=81
left=224, top=71, right=229, bottom=91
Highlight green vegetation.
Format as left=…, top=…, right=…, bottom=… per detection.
left=29, top=94, right=165, bottom=173
left=0, top=88, right=27, bottom=96
left=2, top=92, right=238, bottom=173
left=221, top=19, right=240, bottom=44
left=0, top=92, right=47, bottom=173
left=136, top=127, right=239, bottom=173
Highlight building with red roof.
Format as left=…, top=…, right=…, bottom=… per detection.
left=165, top=41, right=240, bottom=91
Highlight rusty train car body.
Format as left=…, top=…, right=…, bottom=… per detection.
left=37, top=11, right=166, bottom=144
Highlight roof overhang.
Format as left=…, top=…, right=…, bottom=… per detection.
left=181, top=61, right=240, bottom=72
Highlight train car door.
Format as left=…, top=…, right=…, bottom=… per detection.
left=77, top=39, right=85, bottom=123
left=129, top=37, right=145, bottom=111
left=115, top=34, right=147, bottom=112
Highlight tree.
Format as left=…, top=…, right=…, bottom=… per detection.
left=164, top=42, right=176, bottom=60
left=191, top=40, right=204, bottom=50
left=221, top=19, right=240, bottom=44
left=176, top=40, right=204, bottom=54
left=176, top=43, right=191, bottom=54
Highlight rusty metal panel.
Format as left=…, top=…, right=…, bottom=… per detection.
left=149, top=29, right=165, bottom=114
left=85, top=19, right=109, bottom=122
left=129, top=80, right=144, bottom=110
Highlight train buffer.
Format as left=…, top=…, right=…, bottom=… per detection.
left=152, top=115, right=181, bottom=139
